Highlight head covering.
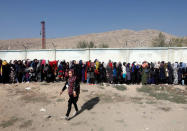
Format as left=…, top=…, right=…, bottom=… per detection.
left=173, top=63, right=178, bottom=68
left=96, top=61, right=99, bottom=70
left=41, top=59, right=46, bottom=65
left=2, top=61, right=7, bottom=65
left=1, top=61, right=8, bottom=74
left=69, top=69, right=74, bottom=76
left=142, top=61, right=148, bottom=68
left=79, top=60, right=82, bottom=65
left=182, top=62, right=186, bottom=68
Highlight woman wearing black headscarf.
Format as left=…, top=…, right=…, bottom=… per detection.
left=167, top=62, right=173, bottom=84
left=117, top=62, right=123, bottom=84
left=159, top=61, right=166, bottom=84
left=0, top=59, right=2, bottom=83
left=16, top=60, right=23, bottom=83
left=2, top=61, right=10, bottom=83
left=60, top=69, right=80, bottom=120
left=126, top=63, right=131, bottom=84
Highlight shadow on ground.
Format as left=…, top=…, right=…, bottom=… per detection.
left=69, top=97, right=100, bottom=120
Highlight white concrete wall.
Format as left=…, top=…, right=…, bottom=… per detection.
left=128, top=48, right=168, bottom=63
left=26, top=50, right=54, bottom=60
left=56, top=49, right=88, bottom=61
left=0, top=50, right=25, bottom=61
left=0, top=47, right=187, bottom=63
left=90, top=49, right=129, bottom=63
left=170, top=48, right=187, bottom=63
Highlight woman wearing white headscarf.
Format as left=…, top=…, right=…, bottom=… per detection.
left=173, top=62, right=178, bottom=84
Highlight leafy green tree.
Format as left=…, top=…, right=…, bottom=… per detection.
left=77, top=40, right=88, bottom=48
left=169, top=38, right=183, bottom=47
left=98, top=43, right=109, bottom=48
left=88, top=41, right=96, bottom=48
left=184, top=38, right=187, bottom=46
left=77, top=41, right=97, bottom=48
left=152, top=32, right=167, bottom=47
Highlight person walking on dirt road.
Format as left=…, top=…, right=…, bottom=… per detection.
left=60, top=69, right=80, bottom=120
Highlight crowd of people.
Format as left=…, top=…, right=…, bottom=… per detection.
left=0, top=59, right=187, bottom=85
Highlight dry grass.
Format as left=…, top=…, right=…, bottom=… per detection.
left=20, top=93, right=51, bottom=104
left=56, top=98, right=64, bottom=102
left=145, top=100, right=157, bottom=104
left=19, top=120, right=33, bottom=128
left=158, top=107, right=171, bottom=112
left=86, top=92, right=126, bottom=104
left=13, top=88, right=51, bottom=104
left=0, top=117, right=19, bottom=128
left=130, top=97, right=143, bottom=104
left=81, top=89, right=89, bottom=92
left=112, top=85, right=127, bottom=91
left=137, top=85, right=187, bottom=104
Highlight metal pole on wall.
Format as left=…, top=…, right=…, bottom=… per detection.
left=126, top=48, right=130, bottom=63
left=52, top=43, right=56, bottom=60
left=22, top=45, right=27, bottom=60
left=89, top=48, right=90, bottom=60
left=55, top=49, right=56, bottom=60
left=167, top=47, right=169, bottom=62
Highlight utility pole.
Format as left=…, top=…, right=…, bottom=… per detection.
left=41, top=21, right=46, bottom=49
left=52, top=43, right=56, bottom=60
left=22, top=44, right=27, bottom=60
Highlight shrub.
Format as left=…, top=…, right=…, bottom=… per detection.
left=98, top=43, right=109, bottom=48
left=88, top=41, right=96, bottom=48
left=77, top=41, right=96, bottom=48
left=77, top=41, right=88, bottom=48
left=169, top=38, right=184, bottom=47
left=137, top=85, right=187, bottom=104
left=152, top=32, right=167, bottom=47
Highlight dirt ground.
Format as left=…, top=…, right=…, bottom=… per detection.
left=0, top=82, right=187, bottom=131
